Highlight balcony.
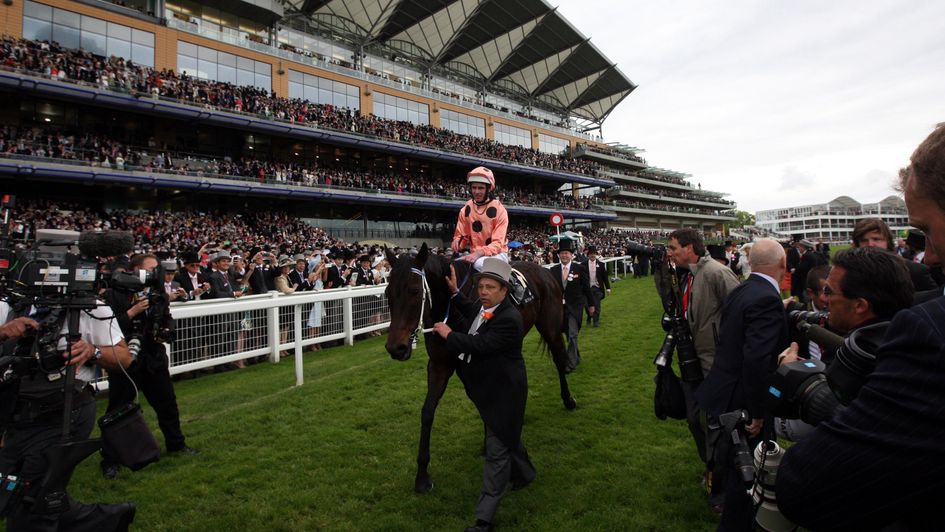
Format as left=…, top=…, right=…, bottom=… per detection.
left=573, top=143, right=647, bottom=170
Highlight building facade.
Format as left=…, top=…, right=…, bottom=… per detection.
left=755, top=195, right=909, bottom=243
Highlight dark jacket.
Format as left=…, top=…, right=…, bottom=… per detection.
left=695, top=274, right=788, bottom=419
left=288, top=268, right=312, bottom=291
left=248, top=265, right=270, bottom=295
left=904, top=258, right=937, bottom=292
left=792, top=250, right=827, bottom=298
left=206, top=269, right=236, bottom=299
left=549, top=261, right=593, bottom=324
left=585, top=259, right=611, bottom=295
left=446, top=292, right=527, bottom=450
left=176, top=270, right=208, bottom=300
left=777, top=295, right=945, bottom=531
left=325, top=263, right=347, bottom=289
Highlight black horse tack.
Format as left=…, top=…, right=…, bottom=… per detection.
left=384, top=244, right=576, bottom=494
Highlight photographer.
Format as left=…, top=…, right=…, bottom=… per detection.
left=776, top=124, right=945, bottom=530
left=101, top=254, right=196, bottom=480
left=0, top=300, right=136, bottom=531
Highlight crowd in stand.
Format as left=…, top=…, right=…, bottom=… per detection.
left=611, top=184, right=735, bottom=205
left=576, top=143, right=646, bottom=165
left=0, top=36, right=600, bottom=176
left=593, top=196, right=733, bottom=216
left=0, top=125, right=596, bottom=211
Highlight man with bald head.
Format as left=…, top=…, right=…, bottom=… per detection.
left=696, top=238, right=789, bottom=530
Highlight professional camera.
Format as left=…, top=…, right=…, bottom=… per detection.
left=788, top=309, right=827, bottom=326
left=107, top=266, right=174, bottom=345
left=768, top=321, right=888, bottom=426
left=649, top=246, right=703, bottom=384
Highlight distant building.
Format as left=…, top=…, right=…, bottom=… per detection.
left=755, top=195, right=909, bottom=243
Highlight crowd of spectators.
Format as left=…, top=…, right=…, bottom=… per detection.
left=1, top=125, right=596, bottom=211
left=0, top=36, right=600, bottom=176
left=593, top=196, right=734, bottom=217
left=575, top=143, right=646, bottom=165
left=610, top=184, right=735, bottom=206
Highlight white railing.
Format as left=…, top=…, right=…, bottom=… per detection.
left=93, top=257, right=638, bottom=390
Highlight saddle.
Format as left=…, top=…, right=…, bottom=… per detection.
left=509, top=268, right=534, bottom=306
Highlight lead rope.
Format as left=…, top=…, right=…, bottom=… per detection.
left=409, top=267, right=434, bottom=349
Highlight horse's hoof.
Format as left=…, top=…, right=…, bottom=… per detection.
left=564, top=396, right=577, bottom=410
left=414, top=477, right=434, bottom=494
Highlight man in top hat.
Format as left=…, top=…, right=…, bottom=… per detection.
left=584, top=245, right=611, bottom=327
left=792, top=239, right=827, bottom=302
left=325, top=250, right=349, bottom=289
left=549, top=239, right=594, bottom=372
left=706, top=244, right=730, bottom=266
left=433, top=258, right=535, bottom=532
left=176, top=251, right=210, bottom=301
left=350, top=255, right=380, bottom=287
left=162, top=260, right=187, bottom=302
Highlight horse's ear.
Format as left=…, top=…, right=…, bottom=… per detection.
left=415, top=242, right=429, bottom=267
left=384, top=246, right=397, bottom=265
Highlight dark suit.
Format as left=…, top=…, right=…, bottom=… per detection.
left=288, top=268, right=312, bottom=291
left=206, top=269, right=236, bottom=299
left=696, top=273, right=788, bottom=531
left=792, top=250, right=827, bottom=299
left=904, top=258, right=937, bottom=291
left=549, top=261, right=593, bottom=372
left=176, top=270, right=208, bottom=301
left=447, top=292, right=535, bottom=525
left=584, top=258, right=611, bottom=326
left=777, top=296, right=945, bottom=531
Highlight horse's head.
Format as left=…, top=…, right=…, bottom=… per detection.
left=384, top=243, right=432, bottom=361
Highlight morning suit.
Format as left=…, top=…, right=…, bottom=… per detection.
left=549, top=260, right=593, bottom=372
left=777, top=296, right=945, bottom=531
left=447, top=291, right=535, bottom=525
left=696, top=273, right=788, bottom=531
left=288, top=268, right=312, bottom=291
left=903, top=258, right=937, bottom=292
left=584, top=258, right=611, bottom=326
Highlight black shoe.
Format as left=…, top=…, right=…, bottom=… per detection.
left=169, top=445, right=199, bottom=456
left=511, top=478, right=532, bottom=491
left=464, top=520, right=493, bottom=532
left=101, top=463, right=120, bottom=480
left=114, top=502, right=137, bottom=531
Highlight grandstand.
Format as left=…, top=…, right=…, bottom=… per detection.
left=0, top=0, right=735, bottom=241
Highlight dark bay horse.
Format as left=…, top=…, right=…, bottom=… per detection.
left=384, top=243, right=576, bottom=493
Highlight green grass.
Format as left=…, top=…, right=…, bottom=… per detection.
left=67, top=276, right=719, bottom=531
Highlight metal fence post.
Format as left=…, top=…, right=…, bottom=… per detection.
left=294, top=304, right=304, bottom=386
left=268, top=292, right=280, bottom=362
left=343, top=288, right=354, bottom=346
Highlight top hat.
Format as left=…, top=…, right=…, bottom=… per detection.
left=557, top=239, right=575, bottom=252
left=180, top=251, right=200, bottom=265
left=358, top=255, right=371, bottom=264
left=706, top=244, right=729, bottom=265
left=906, top=229, right=926, bottom=251
left=586, top=245, right=598, bottom=255
left=474, top=257, right=511, bottom=287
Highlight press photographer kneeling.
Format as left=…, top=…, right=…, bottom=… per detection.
left=0, top=284, right=136, bottom=530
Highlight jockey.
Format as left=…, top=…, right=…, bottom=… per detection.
left=452, top=166, right=509, bottom=270
left=452, top=166, right=530, bottom=303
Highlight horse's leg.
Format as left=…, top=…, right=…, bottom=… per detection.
left=416, top=356, right=454, bottom=493
left=536, top=315, right=577, bottom=410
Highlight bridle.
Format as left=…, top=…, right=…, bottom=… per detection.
left=408, top=267, right=434, bottom=349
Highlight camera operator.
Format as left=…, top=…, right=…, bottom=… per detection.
left=0, top=300, right=136, bottom=530
left=100, top=254, right=197, bottom=480
left=776, top=124, right=945, bottom=531
left=695, top=238, right=789, bottom=530
left=665, top=228, right=739, bottom=509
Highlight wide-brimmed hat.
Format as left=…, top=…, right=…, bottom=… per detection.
left=474, top=257, right=511, bottom=287
left=278, top=257, right=295, bottom=268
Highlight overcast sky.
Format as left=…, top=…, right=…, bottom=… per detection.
left=554, top=0, right=945, bottom=214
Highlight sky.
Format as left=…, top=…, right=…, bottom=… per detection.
left=553, top=0, right=945, bottom=214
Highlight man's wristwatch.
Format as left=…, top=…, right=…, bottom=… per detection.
left=94, top=348, right=103, bottom=361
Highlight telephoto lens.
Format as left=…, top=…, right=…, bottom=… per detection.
left=653, top=333, right=675, bottom=367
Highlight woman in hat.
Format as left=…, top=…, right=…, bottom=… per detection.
left=274, top=257, right=297, bottom=295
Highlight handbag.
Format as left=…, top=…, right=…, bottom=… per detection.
left=653, top=364, right=687, bottom=420
left=98, top=402, right=161, bottom=471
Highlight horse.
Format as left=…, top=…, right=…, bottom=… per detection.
left=384, top=243, right=576, bottom=493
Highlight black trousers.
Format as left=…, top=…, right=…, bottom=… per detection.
left=0, top=400, right=130, bottom=531
left=564, top=312, right=582, bottom=372
left=474, top=426, right=536, bottom=524
left=102, top=345, right=186, bottom=465
left=587, top=286, right=604, bottom=325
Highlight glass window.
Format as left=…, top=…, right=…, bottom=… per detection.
left=197, top=59, right=216, bottom=80
left=24, top=1, right=52, bottom=21
left=132, top=28, right=154, bottom=46
left=217, top=64, right=236, bottom=84
left=372, top=92, right=426, bottom=125
left=53, top=23, right=82, bottom=49
left=107, top=22, right=131, bottom=41
left=494, top=123, right=531, bottom=148
left=217, top=51, right=236, bottom=67
left=539, top=133, right=569, bottom=155
left=131, top=44, right=154, bottom=67
left=197, top=45, right=216, bottom=61
left=236, top=68, right=254, bottom=87
left=107, top=36, right=131, bottom=59
left=288, top=70, right=303, bottom=84
left=177, top=54, right=198, bottom=76
left=288, top=81, right=303, bottom=99
left=52, top=8, right=80, bottom=28
left=81, top=31, right=107, bottom=56
left=287, top=70, right=360, bottom=111
left=178, top=40, right=198, bottom=57
left=80, top=16, right=106, bottom=35
left=23, top=17, right=52, bottom=42
left=441, top=109, right=485, bottom=139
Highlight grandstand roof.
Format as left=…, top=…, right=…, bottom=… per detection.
left=284, top=0, right=636, bottom=125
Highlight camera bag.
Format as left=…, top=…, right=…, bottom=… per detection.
left=98, top=402, right=160, bottom=471
left=654, top=364, right=687, bottom=420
